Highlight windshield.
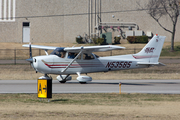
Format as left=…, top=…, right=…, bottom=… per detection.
left=94, top=54, right=99, bottom=58
left=50, top=47, right=66, bottom=58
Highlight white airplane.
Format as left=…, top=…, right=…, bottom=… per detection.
left=23, top=34, right=166, bottom=84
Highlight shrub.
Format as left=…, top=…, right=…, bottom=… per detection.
left=127, top=36, right=135, bottom=43
left=92, top=37, right=104, bottom=44
left=76, top=37, right=83, bottom=44
left=114, top=37, right=121, bottom=44
left=127, top=36, right=148, bottom=44
left=137, top=36, right=148, bottom=43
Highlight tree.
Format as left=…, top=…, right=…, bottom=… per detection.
left=145, top=0, right=179, bottom=51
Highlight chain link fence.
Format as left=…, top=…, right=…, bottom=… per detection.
left=0, top=48, right=141, bottom=65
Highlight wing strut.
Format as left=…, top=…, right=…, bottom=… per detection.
left=44, top=50, right=48, bottom=55
left=61, top=47, right=84, bottom=73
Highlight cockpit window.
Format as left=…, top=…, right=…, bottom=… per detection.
left=83, top=53, right=94, bottom=60
left=50, top=47, right=66, bottom=58
left=68, top=52, right=76, bottom=59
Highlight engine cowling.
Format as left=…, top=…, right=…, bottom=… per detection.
left=57, top=75, right=72, bottom=82
left=77, top=76, right=92, bottom=83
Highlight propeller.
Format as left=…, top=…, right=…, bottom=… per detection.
left=26, top=43, right=33, bottom=63
left=26, top=43, right=36, bottom=71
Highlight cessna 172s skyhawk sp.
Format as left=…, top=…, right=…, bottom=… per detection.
left=23, top=35, right=166, bottom=84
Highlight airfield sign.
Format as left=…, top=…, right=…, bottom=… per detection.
left=37, top=79, right=52, bottom=98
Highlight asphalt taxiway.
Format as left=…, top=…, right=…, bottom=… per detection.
left=0, top=80, right=180, bottom=94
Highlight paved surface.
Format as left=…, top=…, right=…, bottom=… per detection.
left=0, top=80, right=180, bottom=94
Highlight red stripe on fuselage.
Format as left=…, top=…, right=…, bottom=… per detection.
left=44, top=63, right=103, bottom=69
left=133, top=55, right=158, bottom=59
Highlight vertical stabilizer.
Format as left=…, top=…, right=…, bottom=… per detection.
left=133, top=35, right=166, bottom=63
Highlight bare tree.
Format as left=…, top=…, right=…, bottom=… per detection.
left=145, top=0, right=179, bottom=51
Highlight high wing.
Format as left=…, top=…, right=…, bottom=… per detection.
left=22, top=44, right=58, bottom=55
left=64, top=45, right=125, bottom=52
left=23, top=44, right=125, bottom=53
left=22, top=44, right=57, bottom=50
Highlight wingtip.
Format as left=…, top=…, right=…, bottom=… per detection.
left=22, top=44, right=29, bottom=47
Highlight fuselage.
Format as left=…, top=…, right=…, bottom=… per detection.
left=33, top=53, right=148, bottom=75
left=23, top=35, right=166, bottom=83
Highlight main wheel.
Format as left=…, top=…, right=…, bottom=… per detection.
left=79, top=82, right=86, bottom=84
left=59, top=81, right=66, bottom=83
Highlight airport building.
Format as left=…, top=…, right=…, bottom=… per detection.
left=0, top=0, right=179, bottom=43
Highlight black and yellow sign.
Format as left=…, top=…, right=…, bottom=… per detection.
left=38, top=79, right=52, bottom=98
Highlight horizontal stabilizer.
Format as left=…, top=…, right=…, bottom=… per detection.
left=137, top=62, right=166, bottom=66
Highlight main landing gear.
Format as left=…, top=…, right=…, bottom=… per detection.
left=79, top=82, right=87, bottom=84
left=57, top=74, right=72, bottom=83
